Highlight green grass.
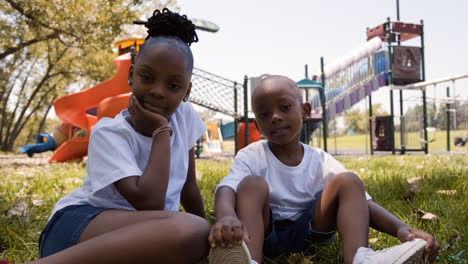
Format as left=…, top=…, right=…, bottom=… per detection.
left=324, top=130, right=468, bottom=152
left=1, top=155, right=467, bottom=263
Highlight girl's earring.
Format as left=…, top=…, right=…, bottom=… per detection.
left=183, top=97, right=188, bottom=102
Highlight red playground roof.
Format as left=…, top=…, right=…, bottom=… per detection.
left=366, top=21, right=422, bottom=42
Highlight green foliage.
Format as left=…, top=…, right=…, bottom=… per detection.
left=0, top=0, right=179, bottom=152
left=344, top=103, right=388, bottom=134
left=1, top=155, right=467, bottom=263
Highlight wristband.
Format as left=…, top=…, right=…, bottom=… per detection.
left=152, top=126, right=172, bottom=138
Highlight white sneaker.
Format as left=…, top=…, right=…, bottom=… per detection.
left=209, top=241, right=256, bottom=264
left=353, top=238, right=427, bottom=264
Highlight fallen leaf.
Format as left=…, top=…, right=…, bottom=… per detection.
left=412, top=208, right=438, bottom=222
left=369, top=238, right=379, bottom=244
left=436, top=190, right=457, bottom=195
left=5, top=201, right=29, bottom=218
left=422, top=212, right=437, bottom=220
left=32, top=199, right=44, bottom=206
left=407, top=177, right=422, bottom=184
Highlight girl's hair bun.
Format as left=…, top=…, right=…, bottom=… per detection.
left=135, top=8, right=198, bottom=46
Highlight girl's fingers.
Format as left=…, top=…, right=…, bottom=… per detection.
left=212, top=226, right=224, bottom=247
left=232, top=224, right=243, bottom=242
left=242, top=225, right=250, bottom=243
left=208, top=229, right=216, bottom=248
left=220, top=224, right=234, bottom=244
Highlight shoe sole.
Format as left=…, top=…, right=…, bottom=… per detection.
left=393, top=239, right=426, bottom=264
left=209, top=241, right=251, bottom=264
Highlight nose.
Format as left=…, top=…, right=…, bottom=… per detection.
left=271, top=111, right=283, bottom=123
left=149, top=82, right=165, bottom=99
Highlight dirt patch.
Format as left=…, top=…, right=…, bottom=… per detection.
left=0, top=153, right=51, bottom=167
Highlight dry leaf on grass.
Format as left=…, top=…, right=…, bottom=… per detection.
left=32, top=199, right=44, bottom=206
left=411, top=208, right=438, bottom=221
left=436, top=190, right=457, bottom=195
left=4, top=201, right=29, bottom=219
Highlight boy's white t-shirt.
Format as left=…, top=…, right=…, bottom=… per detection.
left=49, top=102, right=206, bottom=218
left=215, top=141, right=371, bottom=221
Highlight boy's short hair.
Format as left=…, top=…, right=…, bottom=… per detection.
left=254, top=74, right=303, bottom=103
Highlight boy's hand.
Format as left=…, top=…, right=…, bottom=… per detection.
left=397, top=227, right=439, bottom=263
left=208, top=216, right=249, bottom=248
left=128, top=95, right=168, bottom=134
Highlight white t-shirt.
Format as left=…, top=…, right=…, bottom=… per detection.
left=216, top=141, right=371, bottom=221
left=50, top=102, right=206, bottom=218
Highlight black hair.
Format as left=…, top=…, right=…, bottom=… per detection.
left=134, top=8, right=198, bottom=70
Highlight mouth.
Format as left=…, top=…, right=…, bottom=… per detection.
left=271, top=127, right=288, bottom=136
left=142, top=102, right=165, bottom=114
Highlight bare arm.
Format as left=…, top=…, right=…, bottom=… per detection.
left=368, top=200, right=439, bottom=262
left=214, top=186, right=237, bottom=219
left=368, top=200, right=408, bottom=236
left=114, top=95, right=171, bottom=211
left=114, top=131, right=171, bottom=210
left=180, top=148, right=205, bottom=218
left=208, top=186, right=248, bottom=248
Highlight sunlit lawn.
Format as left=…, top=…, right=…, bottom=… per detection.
left=1, top=154, right=467, bottom=263
left=324, top=130, right=468, bottom=152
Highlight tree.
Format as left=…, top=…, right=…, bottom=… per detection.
left=343, top=103, right=388, bottom=134
left=0, top=0, right=178, bottom=151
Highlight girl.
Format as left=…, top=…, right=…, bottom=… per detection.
left=29, top=8, right=210, bottom=264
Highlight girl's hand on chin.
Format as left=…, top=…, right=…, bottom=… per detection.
left=129, top=95, right=169, bottom=134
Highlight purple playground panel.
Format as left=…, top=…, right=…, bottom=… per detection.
left=350, top=89, right=359, bottom=105
left=335, top=99, right=345, bottom=114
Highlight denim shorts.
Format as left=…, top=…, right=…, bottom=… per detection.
left=263, top=195, right=336, bottom=258
left=38, top=204, right=108, bottom=258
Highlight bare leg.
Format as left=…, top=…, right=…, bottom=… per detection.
left=311, top=172, right=369, bottom=264
left=27, top=210, right=210, bottom=264
left=236, top=175, right=270, bottom=263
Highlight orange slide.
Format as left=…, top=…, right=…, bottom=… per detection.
left=49, top=53, right=132, bottom=162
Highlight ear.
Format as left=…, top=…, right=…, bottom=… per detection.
left=254, top=119, right=264, bottom=136
left=184, top=82, right=192, bottom=101
left=128, top=66, right=134, bottom=87
left=302, top=102, right=311, bottom=121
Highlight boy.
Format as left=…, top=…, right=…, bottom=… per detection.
left=208, top=75, right=439, bottom=264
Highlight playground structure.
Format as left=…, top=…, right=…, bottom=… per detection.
left=20, top=20, right=253, bottom=161
left=300, top=16, right=468, bottom=155
left=21, top=12, right=468, bottom=160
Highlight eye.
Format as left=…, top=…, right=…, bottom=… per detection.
left=280, top=104, right=291, bottom=111
left=140, top=74, right=152, bottom=83
left=169, top=83, right=182, bottom=90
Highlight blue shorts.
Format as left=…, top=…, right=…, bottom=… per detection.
left=38, top=205, right=108, bottom=258
left=263, top=196, right=336, bottom=258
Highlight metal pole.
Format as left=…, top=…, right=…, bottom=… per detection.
left=320, top=57, right=327, bottom=152
left=396, top=0, right=400, bottom=20
left=304, top=65, right=310, bottom=145
left=421, top=19, right=428, bottom=154
left=396, top=0, right=405, bottom=154
left=446, top=86, right=450, bottom=152
left=234, top=82, right=238, bottom=154
left=386, top=17, right=396, bottom=154
left=243, top=76, right=249, bottom=147
left=369, top=95, right=374, bottom=155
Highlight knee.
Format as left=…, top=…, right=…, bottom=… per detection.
left=332, top=172, right=365, bottom=191
left=237, top=175, right=269, bottom=196
left=170, top=213, right=210, bottom=260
